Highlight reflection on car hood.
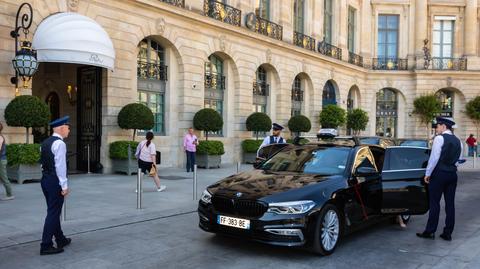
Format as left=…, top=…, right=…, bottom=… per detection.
left=207, top=169, right=333, bottom=200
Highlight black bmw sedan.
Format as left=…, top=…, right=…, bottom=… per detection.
left=198, top=139, right=430, bottom=255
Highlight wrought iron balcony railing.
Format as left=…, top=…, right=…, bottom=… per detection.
left=318, top=39, right=342, bottom=60
left=137, top=61, right=168, bottom=81
left=203, top=0, right=241, bottom=27
left=293, top=32, right=316, bottom=51
left=255, top=16, right=283, bottom=41
left=372, top=58, right=408, bottom=70
left=430, top=57, right=467, bottom=71
left=291, top=89, right=304, bottom=102
left=205, top=73, right=226, bottom=90
left=160, top=0, right=185, bottom=8
left=348, top=52, right=363, bottom=67
left=253, top=81, right=269, bottom=96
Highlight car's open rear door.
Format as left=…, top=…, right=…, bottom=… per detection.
left=381, top=147, right=430, bottom=215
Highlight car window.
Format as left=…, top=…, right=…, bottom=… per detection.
left=385, top=148, right=430, bottom=170
left=261, top=147, right=350, bottom=175
left=380, top=139, right=396, bottom=147
left=352, top=147, right=378, bottom=172
left=369, top=146, right=385, bottom=172
left=359, top=138, right=380, bottom=145
left=399, top=140, right=428, bottom=148
left=257, top=144, right=289, bottom=159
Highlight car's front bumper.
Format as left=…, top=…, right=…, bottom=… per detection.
left=198, top=201, right=308, bottom=247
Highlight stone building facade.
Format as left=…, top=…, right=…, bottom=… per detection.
left=0, top=0, right=479, bottom=171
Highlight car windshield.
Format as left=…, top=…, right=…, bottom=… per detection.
left=359, top=138, right=380, bottom=145
left=399, top=140, right=428, bottom=147
left=260, top=147, right=350, bottom=175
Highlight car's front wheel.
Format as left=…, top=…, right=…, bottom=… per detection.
left=312, top=204, right=342, bottom=256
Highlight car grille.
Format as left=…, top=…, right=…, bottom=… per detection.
left=212, top=196, right=267, bottom=218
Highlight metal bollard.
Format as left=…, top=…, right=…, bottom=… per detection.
left=236, top=161, right=240, bottom=174
left=87, top=144, right=91, bottom=174
left=136, top=168, right=142, bottom=209
left=62, top=197, right=67, bottom=221
left=193, top=164, right=198, bottom=200
left=474, top=151, right=477, bottom=169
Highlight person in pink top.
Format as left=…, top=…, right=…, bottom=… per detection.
left=183, top=127, right=199, bottom=172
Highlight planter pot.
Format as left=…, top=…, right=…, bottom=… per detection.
left=196, top=154, right=221, bottom=169
left=243, top=152, right=257, bottom=164
left=7, top=164, right=42, bottom=184
left=111, top=158, right=137, bottom=175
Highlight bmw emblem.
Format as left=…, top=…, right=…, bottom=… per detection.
left=236, top=192, right=243, bottom=198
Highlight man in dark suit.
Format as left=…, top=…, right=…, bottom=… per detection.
left=40, top=116, right=72, bottom=255
left=417, top=117, right=462, bottom=241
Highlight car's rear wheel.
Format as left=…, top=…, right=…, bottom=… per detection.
left=312, top=204, right=342, bottom=256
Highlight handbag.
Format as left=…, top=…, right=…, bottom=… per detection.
left=149, top=164, right=157, bottom=177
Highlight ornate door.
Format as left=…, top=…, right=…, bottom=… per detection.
left=77, top=66, right=102, bottom=172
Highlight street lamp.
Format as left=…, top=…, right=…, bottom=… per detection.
left=10, top=3, right=38, bottom=95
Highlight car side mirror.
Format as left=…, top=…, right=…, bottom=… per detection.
left=354, top=166, right=378, bottom=177
left=253, top=157, right=266, bottom=169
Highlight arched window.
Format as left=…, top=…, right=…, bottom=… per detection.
left=291, top=75, right=303, bottom=116
left=376, top=88, right=397, bottom=137
left=435, top=90, right=453, bottom=117
left=322, top=80, right=337, bottom=107
left=253, top=66, right=268, bottom=113
left=293, top=0, right=305, bottom=33
left=137, top=38, right=167, bottom=134
left=204, top=54, right=225, bottom=135
left=255, top=0, right=270, bottom=20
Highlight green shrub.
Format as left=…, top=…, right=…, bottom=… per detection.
left=319, top=105, right=346, bottom=128
left=193, top=108, right=223, bottom=140
left=5, top=95, right=50, bottom=143
left=197, top=140, right=225, bottom=155
left=242, top=139, right=263, bottom=153
left=413, top=94, right=441, bottom=138
left=109, top=141, right=139, bottom=160
left=288, top=115, right=312, bottom=136
left=6, top=144, right=41, bottom=166
left=117, top=103, right=154, bottom=140
left=246, top=112, right=272, bottom=140
left=347, top=108, right=369, bottom=135
left=465, top=96, right=480, bottom=140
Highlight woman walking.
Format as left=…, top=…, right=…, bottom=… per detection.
left=0, top=123, right=14, bottom=201
left=135, top=132, right=166, bottom=192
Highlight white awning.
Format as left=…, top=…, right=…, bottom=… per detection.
left=32, top=12, right=115, bottom=70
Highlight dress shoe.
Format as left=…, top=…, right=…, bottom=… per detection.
left=56, top=238, right=72, bottom=248
left=439, top=233, right=452, bottom=241
left=40, top=246, right=64, bottom=255
left=416, top=232, right=435, bottom=239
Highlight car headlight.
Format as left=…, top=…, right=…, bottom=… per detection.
left=200, top=189, right=212, bottom=204
left=267, top=200, right=316, bottom=215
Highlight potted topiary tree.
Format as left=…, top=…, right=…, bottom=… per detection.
left=243, top=112, right=271, bottom=163
left=193, top=108, right=224, bottom=168
left=347, top=108, right=369, bottom=135
left=111, top=103, right=154, bottom=174
left=412, top=94, right=441, bottom=139
left=288, top=114, right=312, bottom=138
left=466, top=96, right=480, bottom=154
left=319, top=104, right=346, bottom=132
left=4, top=95, right=50, bottom=183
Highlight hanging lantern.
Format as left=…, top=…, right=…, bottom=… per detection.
left=12, top=40, right=38, bottom=88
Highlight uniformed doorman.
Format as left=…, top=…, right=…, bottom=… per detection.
left=40, top=116, right=72, bottom=255
left=258, top=123, right=285, bottom=152
left=417, top=117, right=462, bottom=241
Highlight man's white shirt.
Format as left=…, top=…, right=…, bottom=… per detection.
left=425, top=130, right=463, bottom=177
left=51, top=133, right=68, bottom=190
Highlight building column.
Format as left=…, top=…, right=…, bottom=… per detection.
left=280, top=0, right=293, bottom=43
left=464, top=0, right=478, bottom=56
left=414, top=0, right=427, bottom=56
left=360, top=0, right=372, bottom=60
left=338, top=0, right=349, bottom=60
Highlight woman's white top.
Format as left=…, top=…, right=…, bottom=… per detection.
left=135, top=140, right=156, bottom=162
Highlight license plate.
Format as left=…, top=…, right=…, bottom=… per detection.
left=217, top=215, right=250, bottom=230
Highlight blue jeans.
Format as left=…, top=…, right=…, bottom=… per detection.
left=468, top=146, right=475, bottom=157
left=186, top=151, right=196, bottom=172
